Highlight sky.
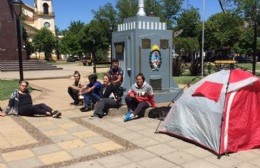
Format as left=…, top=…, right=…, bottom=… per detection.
left=22, top=0, right=222, bottom=31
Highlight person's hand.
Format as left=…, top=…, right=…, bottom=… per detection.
left=0, top=112, right=6, bottom=117
left=129, top=93, right=135, bottom=97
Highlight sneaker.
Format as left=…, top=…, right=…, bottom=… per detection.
left=52, top=110, right=62, bottom=118
left=124, top=112, right=132, bottom=122
left=80, top=107, right=91, bottom=112
left=79, top=95, right=84, bottom=99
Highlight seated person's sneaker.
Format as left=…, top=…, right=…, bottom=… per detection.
left=79, top=95, right=84, bottom=99
left=124, top=112, right=133, bottom=122
left=80, top=107, right=91, bottom=112
left=52, top=110, right=62, bottom=118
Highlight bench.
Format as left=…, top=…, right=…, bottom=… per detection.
left=214, top=60, right=236, bottom=71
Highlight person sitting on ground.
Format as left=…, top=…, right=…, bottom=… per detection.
left=124, top=73, right=156, bottom=122
left=80, top=74, right=101, bottom=112
left=68, top=71, right=82, bottom=105
left=0, top=106, right=5, bottom=117
left=109, top=58, right=124, bottom=87
left=92, top=74, right=121, bottom=118
left=4, top=81, right=61, bottom=118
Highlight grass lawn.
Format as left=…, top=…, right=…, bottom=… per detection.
left=173, top=76, right=202, bottom=85
left=0, top=80, right=19, bottom=100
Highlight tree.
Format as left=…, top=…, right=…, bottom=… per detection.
left=92, top=2, right=118, bottom=57
left=176, top=7, right=201, bottom=37
left=160, top=0, right=184, bottom=28
left=78, top=20, right=109, bottom=73
left=32, top=28, right=56, bottom=61
left=204, top=12, right=243, bottom=51
left=22, top=27, right=34, bottom=59
left=92, top=3, right=118, bottom=27
left=58, top=21, right=85, bottom=57
left=116, top=0, right=138, bottom=22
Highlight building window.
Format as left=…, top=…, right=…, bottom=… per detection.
left=44, top=22, right=50, bottom=28
left=43, top=3, right=49, bottom=14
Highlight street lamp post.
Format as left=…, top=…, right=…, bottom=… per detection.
left=252, top=0, right=259, bottom=75
left=10, top=0, right=24, bottom=81
left=201, top=0, right=205, bottom=77
left=92, top=39, right=96, bottom=74
left=109, top=24, right=114, bottom=68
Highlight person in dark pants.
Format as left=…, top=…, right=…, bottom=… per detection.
left=124, top=73, right=156, bottom=122
left=4, top=81, right=61, bottom=118
left=92, top=74, right=121, bottom=118
left=0, top=106, right=5, bottom=117
left=68, top=71, right=82, bottom=105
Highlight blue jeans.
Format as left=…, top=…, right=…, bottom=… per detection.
left=83, top=92, right=100, bottom=109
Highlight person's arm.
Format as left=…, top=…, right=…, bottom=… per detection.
left=113, top=75, right=122, bottom=85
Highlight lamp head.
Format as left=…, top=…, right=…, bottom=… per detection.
left=10, top=0, right=23, bottom=5
left=9, top=0, right=24, bottom=16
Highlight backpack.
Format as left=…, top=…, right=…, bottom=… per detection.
left=148, top=106, right=171, bottom=121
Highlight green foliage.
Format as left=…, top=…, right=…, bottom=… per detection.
left=174, top=37, right=200, bottom=56
left=116, top=0, right=184, bottom=28
left=22, top=27, right=34, bottom=58
left=204, top=12, right=243, bottom=51
left=92, top=3, right=118, bottom=26
left=176, top=7, right=200, bottom=37
left=172, top=57, right=184, bottom=76
left=116, top=0, right=138, bottom=22
left=189, top=58, right=201, bottom=76
left=32, top=28, right=56, bottom=60
left=58, top=21, right=85, bottom=56
left=0, top=80, right=18, bottom=100
left=78, top=20, right=109, bottom=54
left=161, top=0, right=184, bottom=28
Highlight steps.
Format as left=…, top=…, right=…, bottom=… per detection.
left=0, top=60, right=63, bottom=71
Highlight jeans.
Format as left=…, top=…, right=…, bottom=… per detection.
left=83, top=91, right=100, bottom=109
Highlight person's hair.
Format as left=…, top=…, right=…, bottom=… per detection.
left=136, top=73, right=145, bottom=81
left=112, top=58, right=119, bottom=63
left=103, top=73, right=112, bottom=82
left=88, top=74, right=98, bottom=82
left=19, top=80, right=29, bottom=87
left=73, top=71, right=81, bottom=78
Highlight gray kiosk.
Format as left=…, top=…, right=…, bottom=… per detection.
left=112, top=0, right=182, bottom=103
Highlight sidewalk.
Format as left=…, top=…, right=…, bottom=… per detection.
left=0, top=65, right=260, bottom=168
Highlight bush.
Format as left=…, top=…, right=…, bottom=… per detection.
left=189, top=58, right=201, bottom=76
left=172, top=57, right=184, bottom=76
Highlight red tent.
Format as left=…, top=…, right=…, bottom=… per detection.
left=159, top=69, right=260, bottom=156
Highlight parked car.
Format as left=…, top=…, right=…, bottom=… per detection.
left=66, top=56, right=79, bottom=62
left=234, top=56, right=253, bottom=63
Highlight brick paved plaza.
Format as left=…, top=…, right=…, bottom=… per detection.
left=1, top=63, right=260, bottom=168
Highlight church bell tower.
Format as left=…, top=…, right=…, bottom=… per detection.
left=34, top=0, right=55, bottom=35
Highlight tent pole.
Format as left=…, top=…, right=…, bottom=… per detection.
left=218, top=69, right=233, bottom=158
left=154, top=77, right=198, bottom=134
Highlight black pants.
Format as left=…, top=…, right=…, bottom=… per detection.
left=125, top=95, right=150, bottom=117
left=18, top=103, right=53, bottom=116
left=94, top=98, right=119, bottom=117
left=68, top=87, right=79, bottom=103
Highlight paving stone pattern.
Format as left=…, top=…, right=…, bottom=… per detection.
left=0, top=64, right=260, bottom=168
